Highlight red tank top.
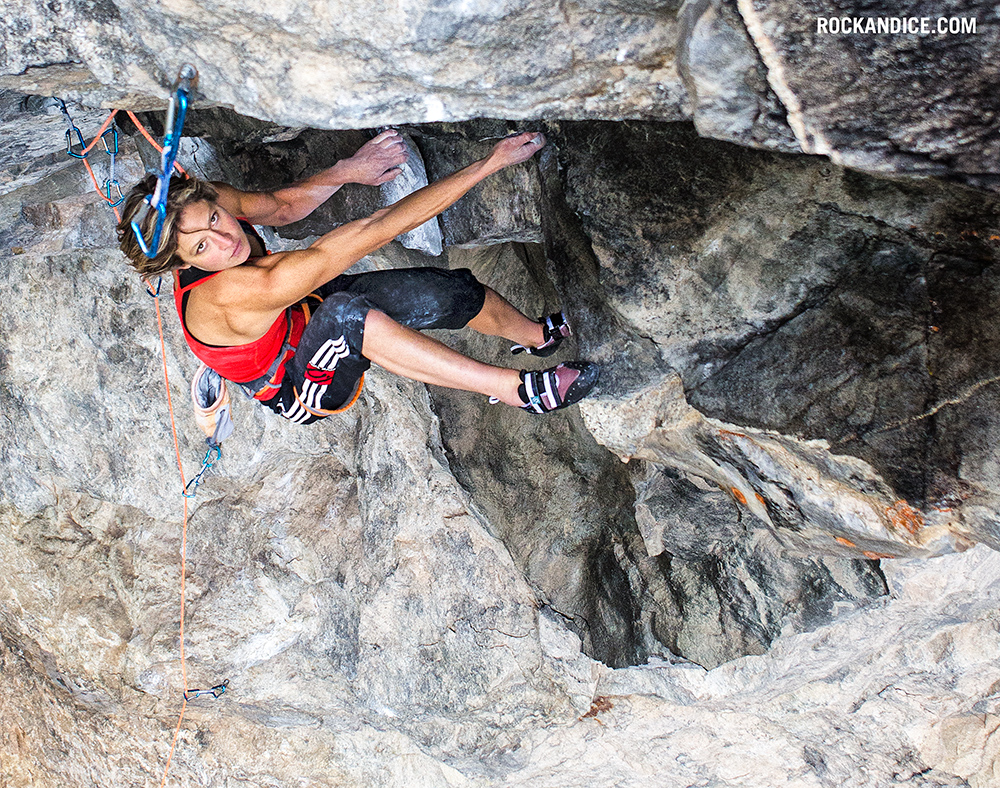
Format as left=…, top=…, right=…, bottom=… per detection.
left=173, top=269, right=305, bottom=384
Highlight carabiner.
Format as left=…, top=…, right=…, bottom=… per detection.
left=183, top=443, right=222, bottom=498
left=101, top=125, right=119, bottom=156
left=66, top=126, right=87, bottom=159
left=131, top=196, right=167, bottom=257
left=130, top=64, right=198, bottom=259
left=183, top=678, right=229, bottom=701
left=144, top=276, right=163, bottom=298
left=104, top=179, right=125, bottom=207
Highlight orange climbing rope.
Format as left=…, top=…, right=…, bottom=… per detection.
left=126, top=110, right=188, bottom=177
left=150, top=289, right=192, bottom=787
left=66, top=108, right=124, bottom=220
left=132, top=105, right=199, bottom=783
left=62, top=95, right=217, bottom=784
left=132, top=103, right=230, bottom=786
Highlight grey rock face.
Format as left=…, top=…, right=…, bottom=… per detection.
left=545, top=120, right=999, bottom=557
left=379, top=131, right=445, bottom=256
left=678, top=0, right=797, bottom=151
left=418, top=124, right=545, bottom=248
left=0, top=0, right=688, bottom=127
left=1, top=99, right=999, bottom=785
left=735, top=0, right=1000, bottom=181
left=3, top=0, right=998, bottom=185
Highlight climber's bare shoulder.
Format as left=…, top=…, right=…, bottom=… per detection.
left=182, top=247, right=344, bottom=346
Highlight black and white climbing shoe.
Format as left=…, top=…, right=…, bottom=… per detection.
left=517, top=361, right=599, bottom=414
left=511, top=311, right=571, bottom=357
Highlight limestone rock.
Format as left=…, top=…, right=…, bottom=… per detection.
left=1, top=101, right=999, bottom=787
left=3, top=1, right=998, bottom=184
left=504, top=546, right=1000, bottom=788
left=415, top=122, right=545, bottom=247
left=677, top=0, right=797, bottom=151
left=423, top=235, right=885, bottom=671
left=734, top=0, right=1000, bottom=181
left=379, top=130, right=445, bottom=256
left=0, top=0, right=688, bottom=129
left=544, top=120, right=1000, bottom=556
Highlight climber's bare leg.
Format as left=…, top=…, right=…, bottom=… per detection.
left=466, top=287, right=545, bottom=348
left=362, top=309, right=524, bottom=406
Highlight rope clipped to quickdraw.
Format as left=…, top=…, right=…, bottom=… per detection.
left=131, top=64, right=199, bottom=258
left=105, top=66, right=230, bottom=787
left=57, top=100, right=125, bottom=218
left=45, top=68, right=227, bottom=788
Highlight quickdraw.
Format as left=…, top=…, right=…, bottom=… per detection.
left=58, top=99, right=88, bottom=159
left=183, top=444, right=222, bottom=498
left=183, top=679, right=229, bottom=701
left=101, top=121, right=124, bottom=207
left=130, top=64, right=199, bottom=258
left=144, top=277, right=163, bottom=298
left=50, top=66, right=230, bottom=787
left=57, top=100, right=126, bottom=214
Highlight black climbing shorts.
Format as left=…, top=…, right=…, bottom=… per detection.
left=261, top=266, right=487, bottom=424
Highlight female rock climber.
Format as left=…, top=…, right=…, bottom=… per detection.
left=117, top=129, right=598, bottom=424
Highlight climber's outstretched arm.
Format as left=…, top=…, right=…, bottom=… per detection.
left=347, top=133, right=545, bottom=251
left=254, top=132, right=546, bottom=310
left=213, top=129, right=409, bottom=227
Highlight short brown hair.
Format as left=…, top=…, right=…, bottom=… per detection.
left=117, top=174, right=218, bottom=278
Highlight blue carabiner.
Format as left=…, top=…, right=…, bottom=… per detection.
left=183, top=678, right=229, bottom=701
left=131, top=194, right=168, bottom=257
left=66, top=126, right=87, bottom=159
left=130, top=65, right=197, bottom=258
left=104, top=179, right=125, bottom=208
left=183, top=443, right=221, bottom=498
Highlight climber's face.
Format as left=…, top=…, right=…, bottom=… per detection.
left=174, top=200, right=251, bottom=271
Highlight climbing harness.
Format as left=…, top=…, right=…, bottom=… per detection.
left=183, top=679, right=229, bottom=701
left=130, top=64, right=198, bottom=258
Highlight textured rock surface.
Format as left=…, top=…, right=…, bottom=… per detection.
left=2, top=98, right=1000, bottom=787
left=541, top=120, right=1000, bottom=557
left=734, top=0, right=1000, bottom=181
left=0, top=0, right=687, bottom=127
left=503, top=545, right=1000, bottom=788
left=2, top=1, right=998, bottom=183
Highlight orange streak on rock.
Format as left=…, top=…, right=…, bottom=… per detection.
left=886, top=499, right=925, bottom=535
